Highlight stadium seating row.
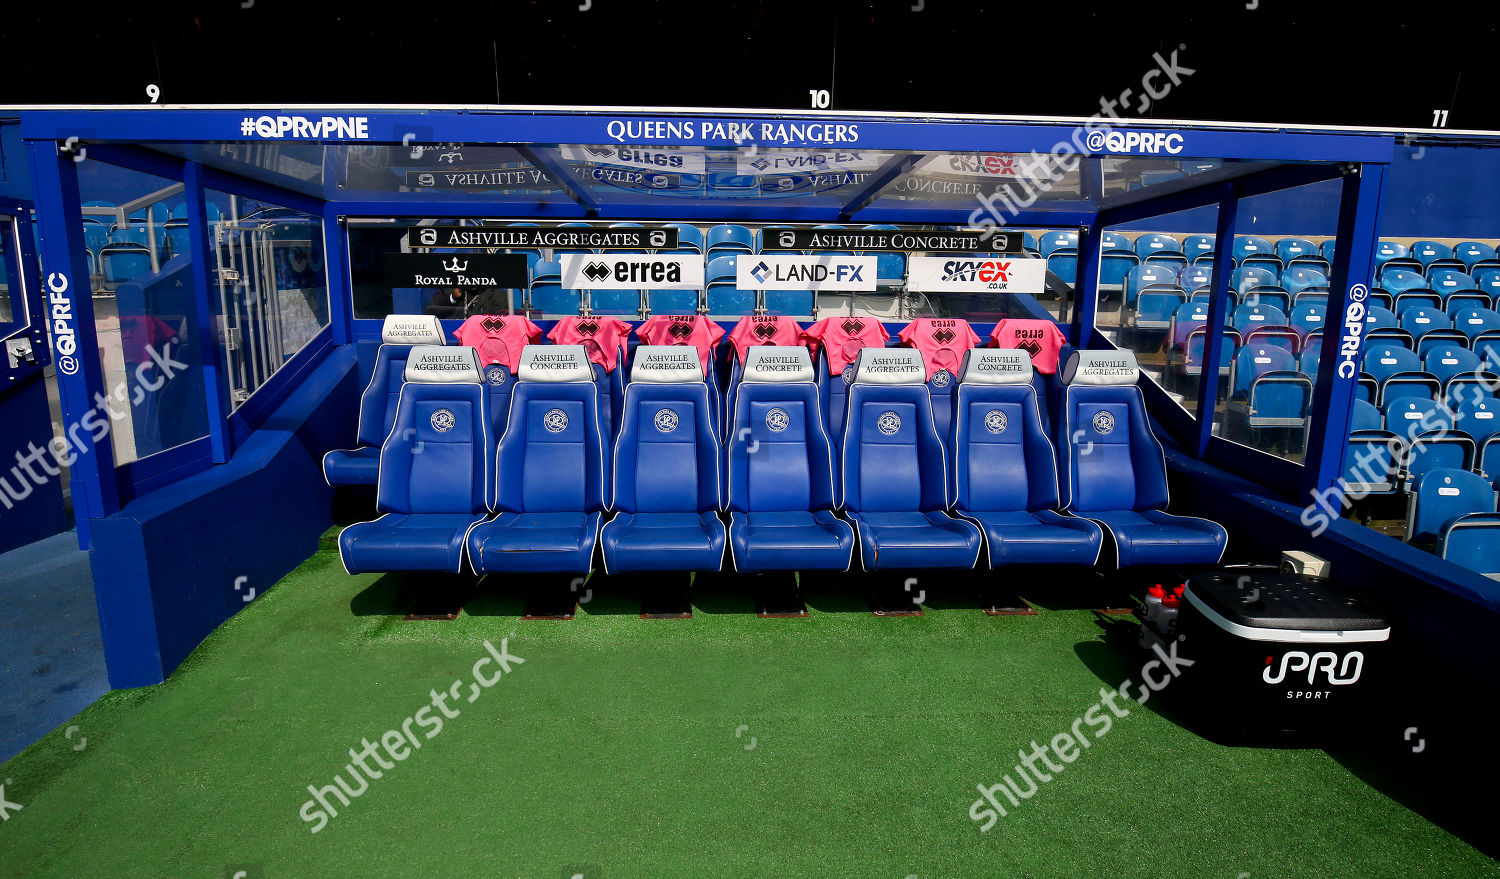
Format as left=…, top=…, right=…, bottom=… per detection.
left=332, top=317, right=1227, bottom=578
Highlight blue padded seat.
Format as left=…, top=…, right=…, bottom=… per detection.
left=726, top=347, right=854, bottom=572
left=950, top=349, right=1102, bottom=567
left=1407, top=468, right=1496, bottom=544
left=324, top=315, right=447, bottom=487
left=339, top=346, right=493, bottom=574
left=1057, top=351, right=1227, bottom=567
left=467, top=346, right=606, bottom=574
left=839, top=348, right=982, bottom=571
left=601, top=345, right=727, bottom=572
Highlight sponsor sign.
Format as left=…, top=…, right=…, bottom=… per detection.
left=911, top=153, right=1048, bottom=180
left=405, top=168, right=556, bottom=191
left=735, top=150, right=888, bottom=176
left=906, top=256, right=1047, bottom=293
left=560, top=145, right=707, bottom=175
left=407, top=225, right=679, bottom=250
left=736, top=255, right=876, bottom=291
left=558, top=254, right=704, bottom=290
left=382, top=253, right=528, bottom=288
left=759, top=229, right=1021, bottom=254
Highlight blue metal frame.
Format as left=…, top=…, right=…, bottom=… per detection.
left=183, top=161, right=233, bottom=464
left=20, top=110, right=1396, bottom=164
left=28, top=140, right=119, bottom=548
left=1304, top=163, right=1385, bottom=499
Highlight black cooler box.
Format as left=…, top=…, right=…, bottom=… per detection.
left=1175, top=570, right=1390, bottom=741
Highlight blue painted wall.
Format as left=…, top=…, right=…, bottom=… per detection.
left=87, top=344, right=357, bottom=688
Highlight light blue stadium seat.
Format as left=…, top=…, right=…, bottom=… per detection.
left=1408, top=468, right=1495, bottom=544
left=706, top=224, right=754, bottom=257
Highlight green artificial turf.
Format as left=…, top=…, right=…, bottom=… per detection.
left=1, top=536, right=1495, bottom=878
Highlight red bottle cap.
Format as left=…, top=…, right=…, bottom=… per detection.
left=1163, top=594, right=1181, bottom=608
left=1173, top=584, right=1187, bottom=597
left=1147, top=585, right=1166, bottom=598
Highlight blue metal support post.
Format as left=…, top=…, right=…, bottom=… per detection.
left=1302, top=163, right=1386, bottom=501
left=28, top=140, right=120, bottom=548
left=1193, top=184, right=1238, bottom=456
left=183, top=161, right=233, bottom=463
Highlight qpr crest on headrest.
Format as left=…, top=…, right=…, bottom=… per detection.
left=486, top=365, right=508, bottom=385
left=1092, top=411, right=1116, bottom=435
left=431, top=409, right=457, bottom=433
left=877, top=411, right=902, bottom=436
left=654, top=408, right=680, bottom=433
left=931, top=370, right=951, bottom=388
left=543, top=408, right=569, bottom=433
left=766, top=407, right=790, bottom=432
left=985, top=409, right=1007, bottom=434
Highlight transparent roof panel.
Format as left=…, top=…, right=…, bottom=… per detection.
left=125, top=141, right=1334, bottom=219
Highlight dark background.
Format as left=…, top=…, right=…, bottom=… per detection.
left=1, top=1, right=1493, bottom=130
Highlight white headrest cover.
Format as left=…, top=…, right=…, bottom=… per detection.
left=631, top=345, right=704, bottom=383
left=404, top=345, right=482, bottom=383
left=1062, top=350, right=1140, bottom=386
left=960, top=348, right=1034, bottom=385
left=853, top=347, right=926, bottom=385
left=517, top=345, right=593, bottom=383
left=741, top=346, right=814, bottom=383
left=381, top=314, right=446, bottom=346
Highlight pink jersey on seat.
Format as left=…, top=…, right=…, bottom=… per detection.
left=727, top=315, right=804, bottom=363
left=452, top=314, right=543, bottom=371
left=634, top=315, right=725, bottom=374
left=547, top=316, right=633, bottom=372
left=991, top=319, right=1069, bottom=374
left=802, top=316, right=890, bottom=376
left=898, top=318, right=981, bottom=381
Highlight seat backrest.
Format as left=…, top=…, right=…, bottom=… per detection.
left=1350, top=398, right=1382, bottom=433
left=1363, top=344, right=1421, bottom=381
left=1429, top=268, right=1475, bottom=293
left=1231, top=265, right=1277, bottom=293
left=840, top=347, right=948, bottom=513
left=706, top=224, right=754, bottom=254
left=377, top=346, right=491, bottom=515
left=1233, top=235, right=1274, bottom=263
left=1039, top=230, right=1079, bottom=256
left=1233, top=346, right=1296, bottom=396
left=1276, top=237, right=1318, bottom=262
left=1134, top=233, right=1181, bottom=259
left=358, top=315, right=447, bottom=447
left=1366, top=306, right=1399, bottom=331
left=951, top=349, right=1060, bottom=515
left=612, top=345, right=721, bottom=514
left=727, top=346, right=832, bottom=514
left=1289, top=302, right=1327, bottom=335
left=497, top=345, right=605, bottom=514
left=1125, top=264, right=1178, bottom=301
left=1384, top=396, right=1452, bottom=437
left=1412, top=240, right=1454, bottom=265
left=1058, top=351, right=1170, bottom=515
left=1402, top=305, right=1451, bottom=335
left=1380, top=268, right=1426, bottom=293
left=1410, top=468, right=1495, bottom=543
left=1232, top=302, right=1287, bottom=333
left=1424, top=347, right=1482, bottom=385
left=1181, top=234, right=1215, bottom=260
